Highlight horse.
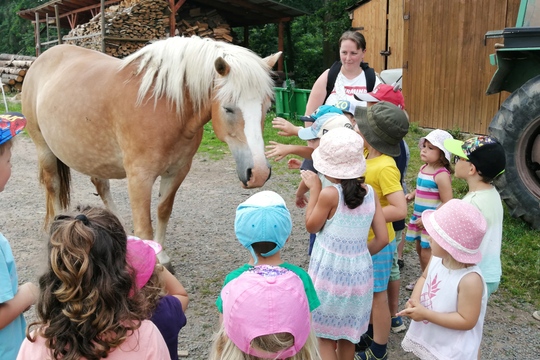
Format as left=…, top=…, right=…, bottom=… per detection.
left=22, top=36, right=280, bottom=268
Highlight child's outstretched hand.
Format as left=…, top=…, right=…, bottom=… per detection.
left=288, top=158, right=301, bottom=169
left=405, top=193, right=415, bottom=202
left=397, top=298, right=427, bottom=322
left=414, top=217, right=424, bottom=230
left=265, top=141, right=289, bottom=161
left=272, top=117, right=301, bottom=137
left=295, top=193, right=308, bottom=208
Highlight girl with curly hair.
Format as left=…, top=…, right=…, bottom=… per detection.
left=17, top=205, right=170, bottom=360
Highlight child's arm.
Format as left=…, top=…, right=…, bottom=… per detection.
left=368, top=195, right=389, bottom=255
left=399, top=272, right=484, bottom=330
left=405, top=189, right=416, bottom=202
left=0, top=282, right=38, bottom=329
left=265, top=142, right=314, bottom=161
left=295, top=179, right=310, bottom=208
left=301, top=170, right=337, bottom=233
left=434, top=171, right=453, bottom=204
left=383, top=190, right=408, bottom=223
left=161, top=268, right=189, bottom=312
left=271, top=117, right=302, bottom=137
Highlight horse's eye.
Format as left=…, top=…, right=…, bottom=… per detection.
left=223, top=107, right=234, bottom=114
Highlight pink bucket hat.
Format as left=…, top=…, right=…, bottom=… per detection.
left=221, top=267, right=310, bottom=358
left=312, top=127, right=366, bottom=179
left=126, top=236, right=162, bottom=290
left=422, top=199, right=487, bottom=264
left=419, top=129, right=453, bottom=162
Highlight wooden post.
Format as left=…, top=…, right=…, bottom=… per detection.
left=278, top=21, right=284, bottom=72
left=244, top=26, right=249, bottom=47
left=46, top=13, right=50, bottom=45
left=169, top=0, right=176, bottom=36
left=101, top=0, right=105, bottom=53
left=35, top=12, right=41, bottom=56
left=55, top=5, right=62, bottom=44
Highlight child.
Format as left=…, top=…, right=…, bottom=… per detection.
left=126, top=236, right=189, bottom=360
left=405, top=129, right=453, bottom=291
left=356, top=84, right=410, bottom=335
left=444, top=135, right=506, bottom=297
left=209, top=268, right=321, bottom=360
left=18, top=205, right=170, bottom=359
left=302, top=127, right=388, bottom=360
left=398, top=199, right=488, bottom=359
left=353, top=102, right=409, bottom=360
left=215, top=190, right=320, bottom=313
left=0, top=112, right=38, bottom=360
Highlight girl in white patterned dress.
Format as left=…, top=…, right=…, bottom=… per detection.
left=302, top=128, right=388, bottom=360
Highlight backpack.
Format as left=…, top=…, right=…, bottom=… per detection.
left=324, top=61, right=376, bottom=103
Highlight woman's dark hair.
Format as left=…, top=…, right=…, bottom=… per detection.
left=339, top=31, right=367, bottom=51
left=341, top=177, right=367, bottom=209
left=28, top=205, right=150, bottom=360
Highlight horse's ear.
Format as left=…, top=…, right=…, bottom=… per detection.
left=214, top=57, right=230, bottom=76
left=263, top=51, right=282, bottom=68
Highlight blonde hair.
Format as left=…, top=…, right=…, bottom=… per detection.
left=208, top=325, right=321, bottom=360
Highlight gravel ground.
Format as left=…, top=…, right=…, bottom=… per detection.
left=4, top=138, right=540, bottom=359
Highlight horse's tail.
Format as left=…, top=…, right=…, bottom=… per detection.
left=40, top=158, right=71, bottom=226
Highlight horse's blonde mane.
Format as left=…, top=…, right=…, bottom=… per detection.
left=119, top=36, right=275, bottom=114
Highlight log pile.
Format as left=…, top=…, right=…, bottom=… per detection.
left=64, top=0, right=170, bottom=58
left=0, top=54, right=35, bottom=93
left=176, top=7, right=234, bottom=43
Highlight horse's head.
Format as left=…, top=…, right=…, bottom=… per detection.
left=211, top=52, right=281, bottom=188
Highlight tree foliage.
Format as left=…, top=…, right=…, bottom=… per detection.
left=0, top=0, right=40, bottom=55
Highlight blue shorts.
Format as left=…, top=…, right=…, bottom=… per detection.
left=372, top=241, right=397, bottom=292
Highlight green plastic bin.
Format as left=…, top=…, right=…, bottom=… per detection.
left=274, top=87, right=311, bottom=119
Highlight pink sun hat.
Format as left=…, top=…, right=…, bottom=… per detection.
left=312, top=127, right=366, bottom=179
left=221, top=268, right=310, bottom=358
left=126, top=236, right=162, bottom=290
left=422, top=199, right=487, bottom=264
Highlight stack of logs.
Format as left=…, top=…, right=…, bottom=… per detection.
left=0, top=54, right=35, bottom=93
left=176, top=7, right=234, bottom=43
left=64, top=0, right=170, bottom=58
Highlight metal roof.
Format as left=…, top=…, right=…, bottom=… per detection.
left=18, top=0, right=308, bottom=29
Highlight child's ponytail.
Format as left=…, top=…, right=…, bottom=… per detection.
left=341, top=177, right=367, bottom=209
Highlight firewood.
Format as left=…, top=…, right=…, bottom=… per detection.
left=0, top=67, right=26, bottom=76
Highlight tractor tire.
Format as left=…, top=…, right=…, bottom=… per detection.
left=489, top=75, right=540, bottom=230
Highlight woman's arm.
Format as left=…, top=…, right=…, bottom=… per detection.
left=367, top=195, right=389, bottom=255
left=305, top=69, right=330, bottom=115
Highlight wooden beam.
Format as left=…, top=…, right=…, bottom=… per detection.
left=55, top=5, right=62, bottom=44
left=101, top=0, right=105, bottom=53
left=175, top=0, right=187, bottom=12
left=35, top=12, right=41, bottom=56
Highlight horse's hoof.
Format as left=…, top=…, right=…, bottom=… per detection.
left=163, top=262, right=176, bottom=275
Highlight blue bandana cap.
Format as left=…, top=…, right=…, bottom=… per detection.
left=0, top=112, right=27, bottom=146
left=299, top=105, right=342, bottom=122
left=234, top=191, right=292, bottom=265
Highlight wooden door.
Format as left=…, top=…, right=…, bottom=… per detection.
left=351, top=0, right=404, bottom=73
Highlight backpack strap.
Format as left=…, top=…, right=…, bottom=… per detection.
left=324, top=61, right=342, bottom=103
left=361, top=62, right=376, bottom=92
left=325, top=61, right=376, bottom=102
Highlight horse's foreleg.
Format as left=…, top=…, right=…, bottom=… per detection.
left=126, top=172, right=155, bottom=241
left=155, top=164, right=192, bottom=268
left=90, top=177, right=123, bottom=224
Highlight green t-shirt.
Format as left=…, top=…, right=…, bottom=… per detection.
left=215, top=262, right=320, bottom=313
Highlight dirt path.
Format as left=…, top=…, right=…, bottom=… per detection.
left=4, top=138, right=539, bottom=359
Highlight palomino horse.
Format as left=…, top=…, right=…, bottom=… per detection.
left=22, top=36, right=280, bottom=268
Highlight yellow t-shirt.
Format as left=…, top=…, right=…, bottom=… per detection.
left=365, top=153, right=402, bottom=243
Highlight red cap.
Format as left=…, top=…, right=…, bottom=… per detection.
left=354, top=84, right=405, bottom=109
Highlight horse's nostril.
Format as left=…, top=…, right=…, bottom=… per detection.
left=246, top=168, right=252, bottom=184
left=267, top=167, right=271, bottom=181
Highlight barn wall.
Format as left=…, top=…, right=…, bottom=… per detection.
left=352, top=0, right=520, bottom=135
